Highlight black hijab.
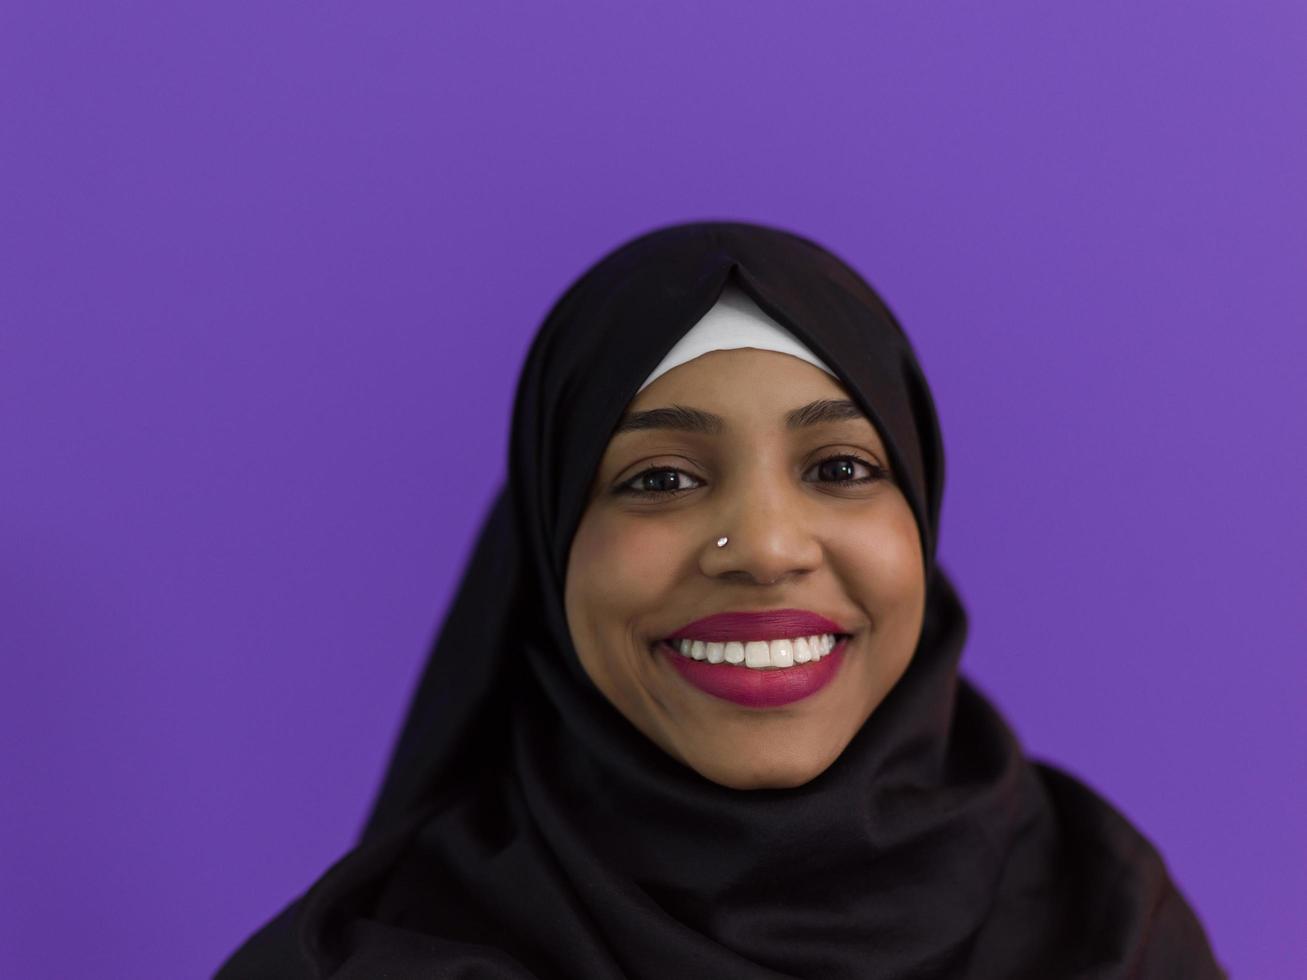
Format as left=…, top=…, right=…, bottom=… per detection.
left=217, top=221, right=1224, bottom=978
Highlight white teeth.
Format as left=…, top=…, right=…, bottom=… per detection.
left=794, top=636, right=812, bottom=664
left=670, top=634, right=841, bottom=670
left=770, top=638, right=794, bottom=668
left=744, top=641, right=770, bottom=668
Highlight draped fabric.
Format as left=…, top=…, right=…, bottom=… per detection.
left=217, top=221, right=1224, bottom=978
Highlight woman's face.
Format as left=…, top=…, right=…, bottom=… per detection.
left=564, top=348, right=927, bottom=790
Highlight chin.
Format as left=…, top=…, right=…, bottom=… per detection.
left=688, top=746, right=838, bottom=791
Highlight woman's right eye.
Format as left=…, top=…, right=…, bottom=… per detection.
left=614, top=467, right=705, bottom=497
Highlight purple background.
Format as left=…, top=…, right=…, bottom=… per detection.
left=3, top=3, right=1304, bottom=976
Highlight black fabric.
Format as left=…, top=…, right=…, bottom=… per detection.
left=216, top=221, right=1224, bottom=978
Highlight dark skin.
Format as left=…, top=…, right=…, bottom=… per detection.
left=565, top=348, right=927, bottom=790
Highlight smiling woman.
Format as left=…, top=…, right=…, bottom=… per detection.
left=217, top=222, right=1225, bottom=979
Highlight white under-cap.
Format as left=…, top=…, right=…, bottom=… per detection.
left=636, top=283, right=838, bottom=393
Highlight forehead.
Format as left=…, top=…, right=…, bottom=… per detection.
left=616, top=348, right=883, bottom=447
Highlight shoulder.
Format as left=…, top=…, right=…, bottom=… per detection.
left=1030, top=760, right=1227, bottom=979
left=213, top=897, right=316, bottom=980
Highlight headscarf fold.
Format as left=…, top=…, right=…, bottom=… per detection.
left=217, top=221, right=1223, bottom=978
left=633, top=282, right=839, bottom=393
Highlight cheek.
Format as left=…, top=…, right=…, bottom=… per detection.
left=566, top=512, right=686, bottom=639
left=833, top=499, right=926, bottom=610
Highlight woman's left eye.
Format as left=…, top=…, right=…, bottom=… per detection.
left=803, top=454, right=887, bottom=486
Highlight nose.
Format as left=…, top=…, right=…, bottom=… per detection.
left=699, top=473, right=822, bottom=586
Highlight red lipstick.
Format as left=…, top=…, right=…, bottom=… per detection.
left=660, top=636, right=850, bottom=709
left=665, top=609, right=847, bottom=643
left=658, top=609, right=853, bottom=709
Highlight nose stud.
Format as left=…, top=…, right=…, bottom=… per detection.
left=715, top=536, right=729, bottom=548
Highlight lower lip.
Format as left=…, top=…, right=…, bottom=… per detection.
left=658, top=637, right=850, bottom=709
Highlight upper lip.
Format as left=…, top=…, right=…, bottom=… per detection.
left=664, top=608, right=849, bottom=643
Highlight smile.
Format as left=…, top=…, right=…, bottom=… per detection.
left=656, top=635, right=852, bottom=708
left=655, top=608, right=856, bottom=708
left=663, top=633, right=843, bottom=670
left=659, top=608, right=852, bottom=670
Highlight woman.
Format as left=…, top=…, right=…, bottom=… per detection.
left=217, top=221, right=1224, bottom=978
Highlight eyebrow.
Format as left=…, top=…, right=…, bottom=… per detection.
left=613, top=398, right=869, bottom=436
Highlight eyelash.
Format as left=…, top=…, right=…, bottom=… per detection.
left=613, top=454, right=889, bottom=498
